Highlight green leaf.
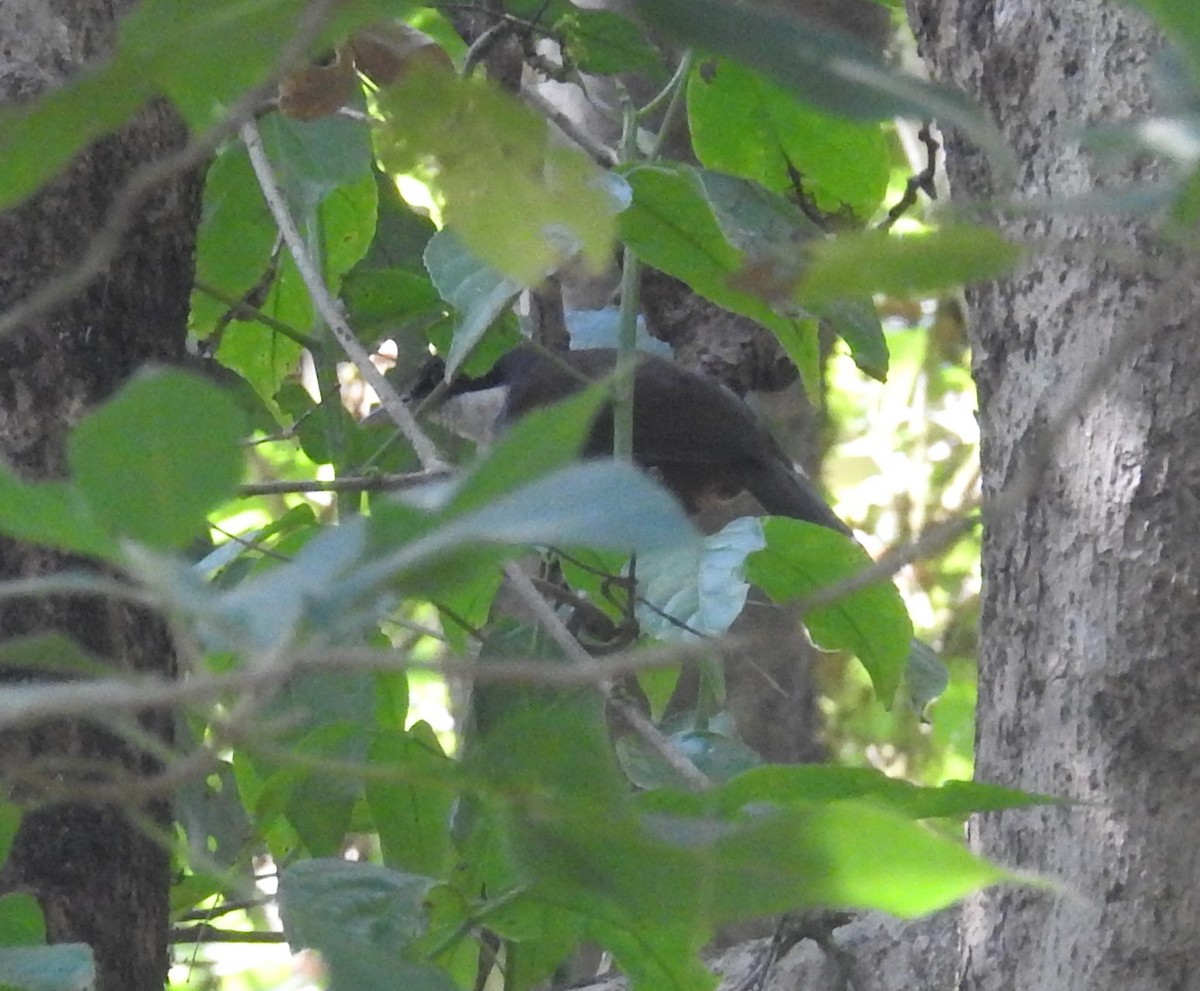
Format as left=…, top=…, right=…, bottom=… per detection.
left=689, top=59, right=890, bottom=220
left=481, top=898, right=586, bottom=991
left=174, top=755, right=254, bottom=871
left=0, top=895, right=44, bottom=947
left=715, top=765, right=1065, bottom=820
left=635, top=516, right=765, bottom=641
left=258, top=112, right=374, bottom=209
left=619, top=165, right=816, bottom=356
left=746, top=518, right=911, bottom=704
left=0, top=468, right=115, bottom=560
left=557, top=8, right=665, bottom=75
left=585, top=915, right=716, bottom=991
left=280, top=721, right=367, bottom=857
left=689, top=168, right=885, bottom=379
left=800, top=227, right=1022, bottom=303
left=815, top=296, right=888, bottom=380
left=423, top=231, right=525, bottom=376
left=361, top=461, right=699, bottom=597
left=68, top=369, right=245, bottom=550
left=634, top=0, right=1009, bottom=169
left=367, top=729, right=456, bottom=876
left=905, top=638, right=950, bottom=714
left=279, top=859, right=457, bottom=991
left=376, top=67, right=614, bottom=283
left=0, top=633, right=109, bottom=678
left=341, top=268, right=443, bottom=338
left=191, top=145, right=281, bottom=351
left=705, top=800, right=1009, bottom=917
left=316, top=171, right=380, bottom=289
left=0, top=945, right=93, bottom=991
left=446, top=383, right=610, bottom=515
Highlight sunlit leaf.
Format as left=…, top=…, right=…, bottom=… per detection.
left=716, top=765, right=1064, bottom=820
left=376, top=67, right=614, bottom=282
left=557, top=8, right=665, bottom=75
left=689, top=59, right=890, bottom=220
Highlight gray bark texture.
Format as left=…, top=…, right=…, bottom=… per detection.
left=0, top=2, right=201, bottom=990
left=907, top=1, right=1200, bottom=989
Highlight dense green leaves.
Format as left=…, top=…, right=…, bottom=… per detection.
left=0, top=1, right=1070, bottom=985
left=634, top=0, right=1009, bottom=168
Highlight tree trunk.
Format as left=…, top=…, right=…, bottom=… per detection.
left=908, top=1, right=1200, bottom=988
left=0, top=3, right=202, bottom=990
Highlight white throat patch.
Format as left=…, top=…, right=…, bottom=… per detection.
left=429, top=385, right=509, bottom=446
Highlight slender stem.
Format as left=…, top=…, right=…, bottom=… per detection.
left=240, top=120, right=446, bottom=472
left=612, top=94, right=643, bottom=462
left=646, top=50, right=694, bottom=162
left=238, top=469, right=449, bottom=497
left=193, top=279, right=319, bottom=350
left=637, top=49, right=694, bottom=122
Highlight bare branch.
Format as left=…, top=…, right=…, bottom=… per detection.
left=240, top=118, right=447, bottom=472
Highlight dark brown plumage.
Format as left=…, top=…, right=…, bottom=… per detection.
left=415, top=346, right=850, bottom=535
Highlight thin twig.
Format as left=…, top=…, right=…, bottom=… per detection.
left=796, top=513, right=979, bottom=615
left=0, top=636, right=723, bottom=733
left=521, top=88, right=617, bottom=167
left=240, top=119, right=446, bottom=472
left=172, top=926, right=287, bottom=945
left=238, top=468, right=452, bottom=497
left=194, top=278, right=318, bottom=350
left=878, top=123, right=939, bottom=232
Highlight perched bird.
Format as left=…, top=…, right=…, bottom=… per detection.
left=403, top=345, right=851, bottom=534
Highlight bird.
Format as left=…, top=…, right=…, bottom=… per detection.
left=398, top=344, right=852, bottom=535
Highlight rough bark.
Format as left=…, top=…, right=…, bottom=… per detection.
left=908, top=1, right=1200, bottom=988
left=0, top=2, right=203, bottom=990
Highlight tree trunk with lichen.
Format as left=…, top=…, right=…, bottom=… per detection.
left=909, top=1, right=1200, bottom=988
left=0, top=3, right=202, bottom=989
